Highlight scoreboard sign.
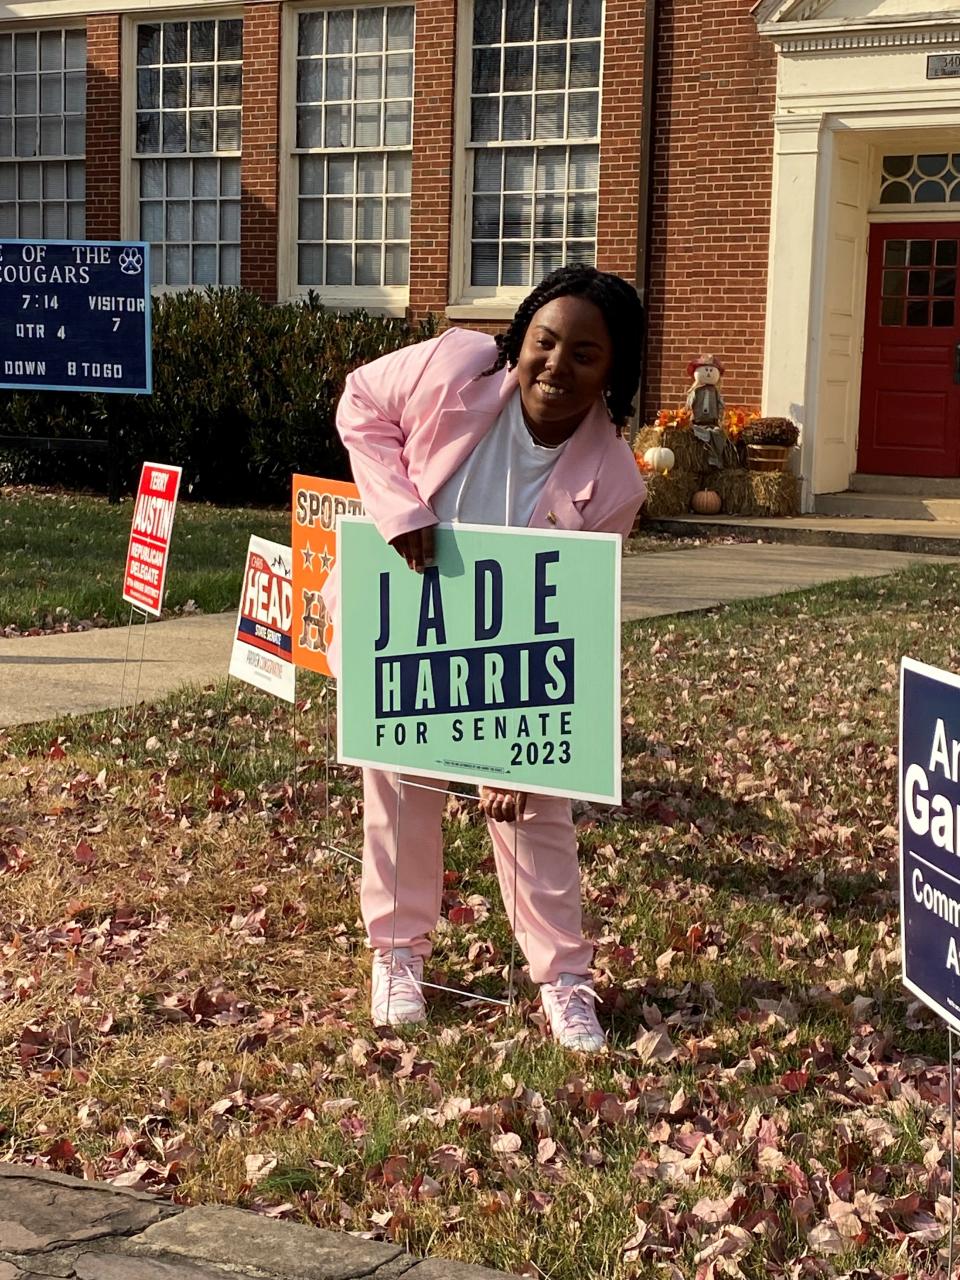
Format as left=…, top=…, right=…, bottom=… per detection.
left=0, top=239, right=151, bottom=394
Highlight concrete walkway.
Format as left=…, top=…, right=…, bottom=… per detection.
left=0, top=541, right=950, bottom=729
left=0, top=1165, right=508, bottom=1279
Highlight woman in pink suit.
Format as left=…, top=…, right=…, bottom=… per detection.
left=334, top=265, right=646, bottom=1050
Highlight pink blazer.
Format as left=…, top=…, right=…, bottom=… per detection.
left=323, top=327, right=646, bottom=671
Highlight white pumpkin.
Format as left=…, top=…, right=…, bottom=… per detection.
left=643, top=446, right=675, bottom=475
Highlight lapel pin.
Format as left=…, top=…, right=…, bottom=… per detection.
left=547, top=511, right=557, bottom=524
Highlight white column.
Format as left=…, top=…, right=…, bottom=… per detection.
left=762, top=116, right=824, bottom=512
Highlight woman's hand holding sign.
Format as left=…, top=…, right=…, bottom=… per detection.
left=390, top=525, right=435, bottom=573
left=479, top=786, right=527, bottom=823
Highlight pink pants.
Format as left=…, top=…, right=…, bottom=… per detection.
left=360, top=769, right=592, bottom=985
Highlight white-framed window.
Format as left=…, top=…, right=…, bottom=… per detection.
left=134, top=16, right=242, bottom=288
left=292, top=4, right=414, bottom=305
left=459, top=0, right=601, bottom=301
left=0, top=28, right=86, bottom=240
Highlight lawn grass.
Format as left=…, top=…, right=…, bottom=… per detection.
left=0, top=486, right=742, bottom=633
left=1, top=486, right=290, bottom=631
left=4, top=549, right=960, bottom=1276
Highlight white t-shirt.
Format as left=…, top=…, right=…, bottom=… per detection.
left=431, top=389, right=568, bottom=528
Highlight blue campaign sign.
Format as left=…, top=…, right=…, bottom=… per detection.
left=0, top=239, right=151, bottom=394
left=900, top=656, right=960, bottom=1031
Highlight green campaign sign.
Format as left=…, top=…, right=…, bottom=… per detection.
left=337, top=517, right=622, bottom=804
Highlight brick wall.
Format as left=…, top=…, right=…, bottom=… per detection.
left=85, top=15, right=122, bottom=241
left=407, top=0, right=457, bottom=320
left=645, top=0, right=776, bottom=417
left=241, top=2, right=282, bottom=300
left=596, top=0, right=652, bottom=285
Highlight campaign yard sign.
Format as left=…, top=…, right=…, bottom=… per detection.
left=291, top=474, right=363, bottom=677
left=337, top=517, right=622, bottom=804
left=900, top=656, right=960, bottom=1032
left=229, top=537, right=295, bottom=703
left=122, top=462, right=181, bottom=616
left=0, top=240, right=151, bottom=394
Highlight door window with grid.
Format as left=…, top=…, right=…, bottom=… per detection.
left=135, top=18, right=242, bottom=288
left=0, top=28, right=86, bottom=240
left=295, top=5, right=414, bottom=294
left=468, top=0, right=601, bottom=289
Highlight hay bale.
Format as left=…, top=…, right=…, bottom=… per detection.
left=713, top=468, right=800, bottom=517
left=635, top=426, right=708, bottom=475
left=744, top=471, right=801, bottom=517
left=643, top=469, right=700, bottom=517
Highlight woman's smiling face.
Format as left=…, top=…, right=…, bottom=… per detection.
left=516, top=295, right=614, bottom=445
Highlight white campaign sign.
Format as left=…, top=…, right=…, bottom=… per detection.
left=228, top=536, right=295, bottom=703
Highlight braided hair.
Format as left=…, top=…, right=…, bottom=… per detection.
left=482, top=264, right=645, bottom=430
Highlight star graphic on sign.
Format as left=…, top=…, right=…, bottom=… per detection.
left=301, top=542, right=316, bottom=570
left=319, top=548, right=334, bottom=573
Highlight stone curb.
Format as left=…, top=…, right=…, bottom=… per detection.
left=0, top=1167, right=513, bottom=1280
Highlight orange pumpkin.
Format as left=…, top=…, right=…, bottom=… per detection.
left=691, top=489, right=722, bottom=515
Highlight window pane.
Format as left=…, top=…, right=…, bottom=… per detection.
left=64, top=30, right=85, bottom=71
left=220, top=200, right=240, bottom=241
left=40, top=118, right=63, bottom=156
left=193, top=157, right=218, bottom=195
left=167, top=244, right=190, bottom=284
left=474, top=150, right=501, bottom=192
left=221, top=159, right=240, bottom=196
left=163, top=112, right=187, bottom=153
left=217, top=112, right=241, bottom=152
left=356, top=57, right=382, bottom=101
left=300, top=198, right=324, bottom=239
left=327, top=197, right=353, bottom=238
left=325, top=103, right=352, bottom=147
left=15, top=34, right=37, bottom=73
left=357, top=8, right=384, bottom=53
left=300, top=154, right=325, bottom=194
left=386, top=196, right=409, bottom=238
left=472, top=97, right=499, bottom=142
left=191, top=21, right=216, bottom=63
left=190, top=111, right=214, bottom=153
left=475, top=0, right=502, bottom=45
left=386, top=53, right=413, bottom=98
left=191, top=67, right=215, bottom=108
left=166, top=158, right=190, bottom=195
left=385, top=242, right=408, bottom=284
left=384, top=101, right=410, bottom=146
left=299, top=15, right=324, bottom=58
left=300, top=243, right=323, bottom=283
left=298, top=60, right=323, bottom=104
left=328, top=13, right=354, bottom=55
left=326, top=57, right=352, bottom=100
left=355, top=102, right=381, bottom=146
left=193, top=199, right=217, bottom=240
left=328, top=155, right=354, bottom=193
left=218, top=20, right=243, bottom=62
left=356, top=197, right=382, bottom=239
left=193, top=244, right=217, bottom=283
left=163, top=24, right=188, bottom=64
left=138, top=69, right=160, bottom=111
left=504, top=45, right=533, bottom=91
left=39, top=31, right=62, bottom=72
left=537, top=0, right=568, bottom=40
left=218, top=65, right=242, bottom=107
left=220, top=244, right=240, bottom=285
left=163, top=68, right=187, bottom=109
left=387, top=152, right=410, bottom=192
left=502, top=94, right=531, bottom=140
left=357, top=153, right=383, bottom=192
left=0, top=37, right=9, bottom=74
left=505, top=0, right=534, bottom=43
left=141, top=200, right=163, bottom=240
left=138, top=25, right=161, bottom=66
left=570, top=42, right=600, bottom=87
left=536, top=44, right=565, bottom=90
left=326, top=243, right=352, bottom=283
left=138, top=113, right=160, bottom=153
left=571, top=0, right=601, bottom=36
left=387, top=8, right=414, bottom=50
left=356, top=243, right=380, bottom=284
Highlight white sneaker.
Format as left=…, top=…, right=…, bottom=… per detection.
left=371, top=947, right=426, bottom=1027
left=540, top=974, right=606, bottom=1052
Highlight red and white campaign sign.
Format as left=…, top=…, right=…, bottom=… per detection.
left=122, top=461, right=182, bottom=616
left=229, top=536, right=295, bottom=703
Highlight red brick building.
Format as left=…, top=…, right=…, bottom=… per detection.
left=2, top=0, right=959, bottom=506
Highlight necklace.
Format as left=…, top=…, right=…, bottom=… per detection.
left=522, top=414, right=564, bottom=449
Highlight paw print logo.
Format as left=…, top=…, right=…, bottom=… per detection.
left=118, top=247, right=144, bottom=276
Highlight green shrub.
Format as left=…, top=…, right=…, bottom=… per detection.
left=0, top=290, right=439, bottom=504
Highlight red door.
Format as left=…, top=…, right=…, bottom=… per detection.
left=857, top=221, right=960, bottom=476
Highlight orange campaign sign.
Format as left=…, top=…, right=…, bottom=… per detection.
left=291, top=474, right=363, bottom=676
left=122, top=461, right=182, bottom=617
